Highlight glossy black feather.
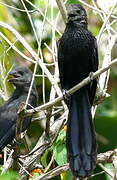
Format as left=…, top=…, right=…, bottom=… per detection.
left=58, top=4, right=98, bottom=178
left=0, top=66, right=37, bottom=151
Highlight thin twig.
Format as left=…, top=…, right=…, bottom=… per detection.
left=45, top=107, right=52, bottom=138
left=34, top=164, right=69, bottom=180
left=44, top=154, right=54, bottom=173
left=77, top=0, right=117, bottom=19
left=24, top=0, right=61, bottom=36
left=98, top=163, right=114, bottom=178
left=0, top=32, right=35, bottom=63
left=20, top=0, right=41, bottom=108
left=0, top=1, right=35, bottom=13
left=0, top=21, right=64, bottom=102
left=97, top=1, right=117, bottom=43
left=0, top=21, right=54, bottom=83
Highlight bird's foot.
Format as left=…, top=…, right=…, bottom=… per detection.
left=89, top=72, right=94, bottom=81
left=62, top=89, right=71, bottom=102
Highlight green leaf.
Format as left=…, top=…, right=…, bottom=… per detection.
left=60, top=171, right=73, bottom=180
left=41, top=149, right=50, bottom=168
left=53, top=143, right=67, bottom=166
left=105, top=163, right=114, bottom=180
left=0, top=171, right=18, bottom=180
left=55, top=128, right=66, bottom=145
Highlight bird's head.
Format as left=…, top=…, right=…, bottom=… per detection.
left=67, top=4, right=87, bottom=28
left=8, top=66, right=32, bottom=87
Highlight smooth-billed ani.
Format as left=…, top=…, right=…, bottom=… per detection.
left=0, top=66, right=37, bottom=151
left=58, top=4, right=98, bottom=178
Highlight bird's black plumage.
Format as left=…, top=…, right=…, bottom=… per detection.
left=0, top=66, right=38, bottom=151
left=58, top=4, right=98, bottom=178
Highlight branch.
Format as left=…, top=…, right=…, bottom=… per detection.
left=56, top=0, right=67, bottom=24
left=32, top=149, right=117, bottom=180
left=0, top=21, right=54, bottom=84
left=34, top=164, right=69, bottom=180
left=0, top=1, right=35, bottom=13
left=25, top=58, right=117, bottom=116
left=78, top=0, right=117, bottom=20
left=0, top=32, right=35, bottom=63
left=24, top=0, right=61, bottom=36
left=0, top=21, right=64, bottom=103
left=20, top=112, right=67, bottom=179
left=12, top=103, right=26, bottom=171
left=98, top=163, right=114, bottom=178
left=45, top=108, right=52, bottom=138
left=97, top=1, right=117, bottom=43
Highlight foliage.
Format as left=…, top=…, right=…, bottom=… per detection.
left=0, top=171, right=18, bottom=180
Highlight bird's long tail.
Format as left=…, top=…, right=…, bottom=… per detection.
left=66, top=88, right=97, bottom=178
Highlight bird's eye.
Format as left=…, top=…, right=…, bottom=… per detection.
left=18, top=71, right=23, bottom=75
left=76, top=9, right=81, bottom=14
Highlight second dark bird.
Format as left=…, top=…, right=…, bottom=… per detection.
left=0, top=66, right=38, bottom=151
left=58, top=4, right=98, bottom=178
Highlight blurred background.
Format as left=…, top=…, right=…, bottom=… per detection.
left=0, top=0, right=117, bottom=179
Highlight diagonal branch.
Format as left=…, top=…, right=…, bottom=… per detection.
left=56, top=0, right=67, bottom=24
left=25, top=58, right=117, bottom=116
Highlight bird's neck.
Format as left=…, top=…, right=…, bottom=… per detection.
left=67, top=21, right=87, bottom=29
left=10, top=88, right=26, bottom=100
left=11, top=85, right=35, bottom=99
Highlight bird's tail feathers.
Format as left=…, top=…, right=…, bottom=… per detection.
left=66, top=89, right=97, bottom=178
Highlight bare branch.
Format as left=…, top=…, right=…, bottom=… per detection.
left=34, top=164, right=69, bottom=180
left=97, top=1, right=117, bottom=43
left=98, top=164, right=114, bottom=178
left=25, top=58, right=117, bottom=116
left=24, top=0, right=61, bottom=36
left=0, top=22, right=64, bottom=103
left=0, top=1, right=35, bottom=13
left=31, top=149, right=117, bottom=180
left=0, top=21, right=54, bottom=84
left=12, top=103, right=26, bottom=171
left=56, top=0, right=67, bottom=24
left=0, top=32, right=35, bottom=63
left=78, top=0, right=117, bottom=19
left=20, top=113, right=67, bottom=179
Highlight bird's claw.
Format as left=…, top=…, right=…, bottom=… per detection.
left=89, top=72, right=94, bottom=81
left=62, top=89, right=71, bottom=102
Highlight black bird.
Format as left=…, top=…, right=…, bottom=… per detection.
left=0, top=66, right=37, bottom=151
left=58, top=4, right=98, bottom=178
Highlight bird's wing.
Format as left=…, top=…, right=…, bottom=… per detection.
left=89, top=38, right=99, bottom=105
left=92, top=38, right=99, bottom=72
left=0, top=107, right=17, bottom=150
left=58, top=40, right=66, bottom=90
